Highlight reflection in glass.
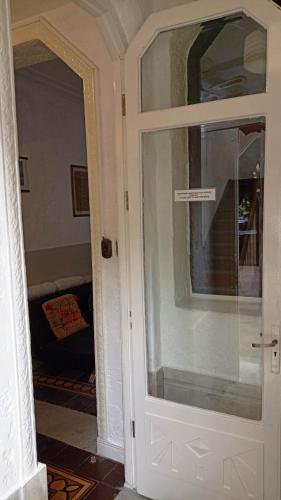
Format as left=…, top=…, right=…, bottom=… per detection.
left=141, top=13, right=266, bottom=111
left=142, top=119, right=265, bottom=420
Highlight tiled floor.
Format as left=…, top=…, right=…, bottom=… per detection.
left=35, top=400, right=98, bottom=453
left=34, top=383, right=97, bottom=415
left=38, top=432, right=149, bottom=499
left=37, top=433, right=125, bottom=499
left=34, top=361, right=149, bottom=499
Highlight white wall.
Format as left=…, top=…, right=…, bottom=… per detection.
left=0, top=1, right=44, bottom=497
left=15, top=61, right=90, bottom=252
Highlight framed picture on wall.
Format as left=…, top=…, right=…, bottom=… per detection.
left=71, top=165, right=90, bottom=217
left=19, top=156, right=30, bottom=192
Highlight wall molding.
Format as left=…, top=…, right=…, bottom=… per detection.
left=12, top=14, right=108, bottom=463
left=97, top=437, right=125, bottom=464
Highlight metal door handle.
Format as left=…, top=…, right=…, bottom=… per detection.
left=252, top=339, right=278, bottom=348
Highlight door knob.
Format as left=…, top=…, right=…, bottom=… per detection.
left=252, top=339, right=278, bottom=348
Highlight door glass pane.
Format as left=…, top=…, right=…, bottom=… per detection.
left=143, top=118, right=265, bottom=420
left=141, top=13, right=266, bottom=112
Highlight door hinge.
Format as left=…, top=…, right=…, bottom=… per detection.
left=122, top=93, right=126, bottom=116
left=129, top=310, right=132, bottom=330
left=125, top=191, right=129, bottom=211
left=131, top=420, right=136, bottom=438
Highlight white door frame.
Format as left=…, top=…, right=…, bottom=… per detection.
left=124, top=0, right=281, bottom=498
left=115, top=57, right=137, bottom=487
left=11, top=16, right=109, bottom=457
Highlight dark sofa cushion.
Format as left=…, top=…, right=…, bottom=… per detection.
left=41, top=327, right=94, bottom=372
left=28, top=282, right=94, bottom=371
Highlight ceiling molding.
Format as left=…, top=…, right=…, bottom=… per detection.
left=76, top=0, right=153, bottom=59
left=96, top=8, right=128, bottom=59
left=75, top=0, right=112, bottom=17
left=16, top=65, right=83, bottom=103
left=97, top=0, right=153, bottom=59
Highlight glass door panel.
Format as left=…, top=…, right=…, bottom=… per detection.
left=141, top=13, right=266, bottom=112
left=143, top=118, right=265, bottom=421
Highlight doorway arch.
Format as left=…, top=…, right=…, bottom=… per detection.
left=12, top=16, right=107, bottom=452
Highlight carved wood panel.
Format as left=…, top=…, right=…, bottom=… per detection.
left=145, top=414, right=263, bottom=500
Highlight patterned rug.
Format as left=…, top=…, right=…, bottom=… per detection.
left=33, top=369, right=97, bottom=416
left=47, top=465, right=97, bottom=499
left=33, top=373, right=96, bottom=397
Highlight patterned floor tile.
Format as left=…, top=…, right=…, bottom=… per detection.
left=33, top=363, right=96, bottom=416
left=38, top=435, right=125, bottom=498
left=47, top=465, right=97, bottom=499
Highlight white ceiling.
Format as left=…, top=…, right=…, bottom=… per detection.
left=10, top=0, right=194, bottom=23
left=15, top=57, right=83, bottom=98
left=152, top=0, right=193, bottom=11
left=10, top=0, right=71, bottom=22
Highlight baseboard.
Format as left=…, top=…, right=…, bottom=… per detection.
left=97, top=437, right=124, bottom=463
left=7, top=463, right=47, bottom=500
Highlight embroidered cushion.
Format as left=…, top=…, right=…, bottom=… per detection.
left=42, top=294, right=89, bottom=340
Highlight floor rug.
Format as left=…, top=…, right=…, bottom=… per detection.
left=33, top=369, right=97, bottom=416
left=47, top=465, right=97, bottom=499
left=34, top=373, right=96, bottom=397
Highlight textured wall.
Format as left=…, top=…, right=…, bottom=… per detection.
left=0, top=0, right=40, bottom=498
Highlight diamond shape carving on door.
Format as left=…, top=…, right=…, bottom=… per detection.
left=146, top=414, right=263, bottom=500
left=186, top=438, right=212, bottom=458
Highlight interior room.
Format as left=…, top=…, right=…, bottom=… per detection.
left=13, top=40, right=125, bottom=499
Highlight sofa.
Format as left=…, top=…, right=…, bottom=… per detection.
left=28, top=282, right=94, bottom=374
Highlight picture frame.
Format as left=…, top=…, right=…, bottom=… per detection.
left=70, top=165, right=90, bottom=217
left=19, top=156, right=30, bottom=192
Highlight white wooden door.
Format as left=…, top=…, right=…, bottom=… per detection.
left=125, top=1, right=281, bottom=499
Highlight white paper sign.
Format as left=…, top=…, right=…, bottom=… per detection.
left=175, top=188, right=216, bottom=202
